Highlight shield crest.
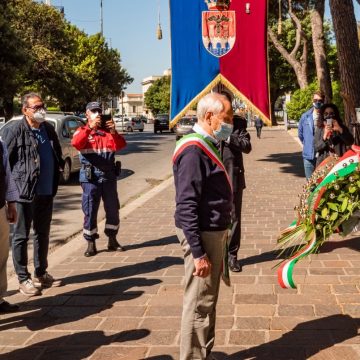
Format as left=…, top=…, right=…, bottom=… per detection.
left=202, top=10, right=236, bottom=57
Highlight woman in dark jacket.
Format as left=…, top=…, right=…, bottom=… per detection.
left=314, top=103, right=354, bottom=166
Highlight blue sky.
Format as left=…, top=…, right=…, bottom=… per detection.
left=44, top=1, right=360, bottom=93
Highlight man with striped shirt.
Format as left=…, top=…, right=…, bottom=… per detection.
left=0, top=139, right=18, bottom=312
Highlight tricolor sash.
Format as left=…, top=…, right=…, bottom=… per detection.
left=173, top=133, right=232, bottom=191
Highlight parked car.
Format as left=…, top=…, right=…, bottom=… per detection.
left=154, top=114, right=173, bottom=133
left=0, top=114, right=85, bottom=184
left=175, top=116, right=197, bottom=140
left=114, top=115, right=144, bottom=132
left=286, top=119, right=298, bottom=130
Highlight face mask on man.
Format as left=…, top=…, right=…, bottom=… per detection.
left=213, top=122, right=233, bottom=141
left=33, top=109, right=46, bottom=123
left=313, top=101, right=323, bottom=110
left=89, top=111, right=100, bottom=121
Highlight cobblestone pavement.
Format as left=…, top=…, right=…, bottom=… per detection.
left=0, top=129, right=359, bottom=359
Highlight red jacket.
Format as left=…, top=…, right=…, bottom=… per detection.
left=72, top=125, right=126, bottom=182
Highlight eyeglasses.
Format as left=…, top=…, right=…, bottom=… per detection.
left=324, top=112, right=335, bottom=117
left=27, top=104, right=45, bottom=111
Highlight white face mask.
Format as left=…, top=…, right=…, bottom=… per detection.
left=90, top=112, right=99, bottom=121
left=33, top=109, right=46, bottom=123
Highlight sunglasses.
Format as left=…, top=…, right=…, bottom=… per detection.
left=27, top=104, right=45, bottom=111
left=90, top=109, right=102, bottom=114
left=324, top=112, right=335, bottom=117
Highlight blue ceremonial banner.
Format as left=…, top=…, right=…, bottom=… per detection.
left=169, top=0, right=270, bottom=126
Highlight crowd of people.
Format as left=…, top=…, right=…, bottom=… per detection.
left=0, top=91, right=254, bottom=359
left=0, top=93, right=127, bottom=305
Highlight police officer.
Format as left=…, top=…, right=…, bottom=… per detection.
left=72, top=102, right=126, bottom=257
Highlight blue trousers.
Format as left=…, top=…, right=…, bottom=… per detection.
left=81, top=181, right=120, bottom=241
left=303, top=158, right=316, bottom=180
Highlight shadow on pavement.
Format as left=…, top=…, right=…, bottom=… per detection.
left=0, top=256, right=182, bottom=332
left=213, top=315, right=359, bottom=360
left=257, top=151, right=304, bottom=177
left=242, top=237, right=360, bottom=267
left=0, top=329, right=150, bottom=360
left=125, top=235, right=178, bottom=251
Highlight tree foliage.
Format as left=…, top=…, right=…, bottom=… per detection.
left=286, top=81, right=344, bottom=121
left=0, top=0, right=132, bottom=117
left=144, top=76, right=171, bottom=116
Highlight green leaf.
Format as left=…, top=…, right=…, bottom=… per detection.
left=327, top=203, right=338, bottom=211
left=349, top=186, right=356, bottom=194
left=330, top=212, right=338, bottom=221
left=341, top=198, right=348, bottom=213
left=321, top=207, right=328, bottom=218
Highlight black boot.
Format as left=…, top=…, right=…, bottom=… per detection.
left=107, top=236, right=124, bottom=252
left=228, top=257, right=242, bottom=272
left=84, top=241, right=97, bottom=257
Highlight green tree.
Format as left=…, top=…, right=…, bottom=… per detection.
left=0, top=0, right=28, bottom=119
left=144, top=76, right=170, bottom=116
left=286, top=81, right=343, bottom=121
left=1, top=0, right=133, bottom=114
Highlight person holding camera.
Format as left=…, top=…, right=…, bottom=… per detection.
left=314, top=103, right=354, bottom=167
left=71, top=102, right=126, bottom=257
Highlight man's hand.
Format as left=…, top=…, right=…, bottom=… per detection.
left=6, top=202, right=17, bottom=224
left=88, top=117, right=101, bottom=130
left=193, top=255, right=212, bottom=278
left=106, top=119, right=116, bottom=134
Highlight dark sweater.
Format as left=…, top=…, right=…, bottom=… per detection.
left=173, top=145, right=232, bottom=259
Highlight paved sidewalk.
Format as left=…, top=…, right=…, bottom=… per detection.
left=0, top=129, right=359, bottom=359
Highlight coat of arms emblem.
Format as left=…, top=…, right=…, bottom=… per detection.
left=202, top=0, right=236, bottom=57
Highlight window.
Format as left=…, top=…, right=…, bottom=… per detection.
left=133, top=106, right=136, bottom=113
left=65, top=118, right=81, bottom=138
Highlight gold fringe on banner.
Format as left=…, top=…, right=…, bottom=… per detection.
left=170, top=75, right=222, bottom=127
left=170, top=74, right=271, bottom=128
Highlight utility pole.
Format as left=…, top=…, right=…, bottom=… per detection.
left=100, top=0, right=103, bottom=36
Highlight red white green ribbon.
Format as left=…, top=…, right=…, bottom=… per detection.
left=173, top=133, right=232, bottom=190
left=277, top=232, right=317, bottom=289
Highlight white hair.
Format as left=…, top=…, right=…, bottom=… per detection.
left=197, top=93, right=227, bottom=121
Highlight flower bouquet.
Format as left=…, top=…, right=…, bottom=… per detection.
left=277, top=146, right=360, bottom=289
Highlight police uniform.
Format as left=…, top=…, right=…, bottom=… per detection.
left=71, top=107, right=126, bottom=255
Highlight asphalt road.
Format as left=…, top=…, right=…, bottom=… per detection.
left=14, top=124, right=176, bottom=247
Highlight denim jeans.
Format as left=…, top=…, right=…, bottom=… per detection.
left=12, top=195, right=53, bottom=283
left=303, top=158, right=316, bottom=180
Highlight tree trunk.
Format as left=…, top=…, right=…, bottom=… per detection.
left=330, top=0, right=360, bottom=125
left=268, top=0, right=309, bottom=89
left=310, top=0, right=332, bottom=102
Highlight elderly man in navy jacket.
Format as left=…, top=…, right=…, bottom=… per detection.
left=173, top=92, right=233, bottom=360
